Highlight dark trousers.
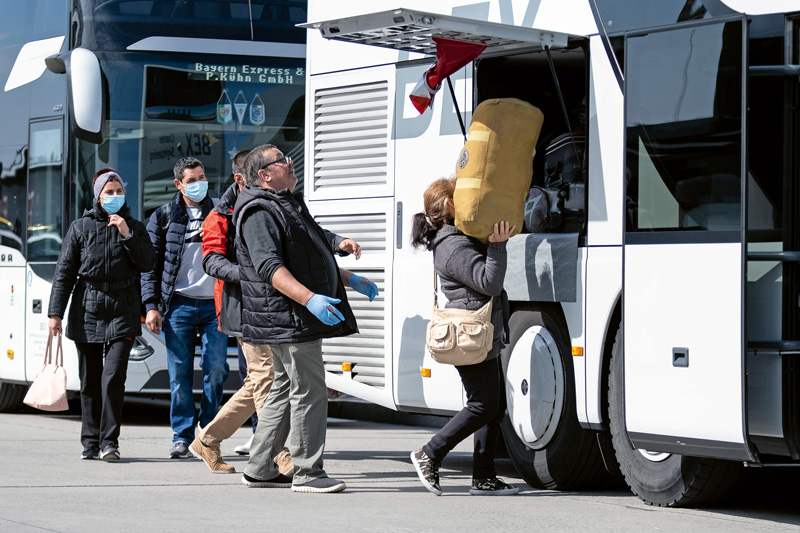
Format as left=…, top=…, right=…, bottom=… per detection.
left=76, top=338, right=133, bottom=449
left=237, top=342, right=258, bottom=431
left=423, top=356, right=505, bottom=479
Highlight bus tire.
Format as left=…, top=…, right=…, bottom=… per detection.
left=500, top=306, right=608, bottom=490
left=608, top=327, right=741, bottom=507
left=0, top=380, right=26, bottom=413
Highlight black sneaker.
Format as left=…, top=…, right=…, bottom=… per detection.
left=169, top=441, right=191, bottom=459
left=469, top=477, right=520, bottom=496
left=411, top=448, right=442, bottom=496
left=241, top=472, right=293, bottom=488
left=100, top=444, right=120, bottom=461
left=81, top=447, right=100, bottom=460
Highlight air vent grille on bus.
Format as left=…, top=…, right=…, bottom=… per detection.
left=315, top=212, right=387, bottom=255
left=322, top=268, right=386, bottom=388
left=313, top=81, right=389, bottom=190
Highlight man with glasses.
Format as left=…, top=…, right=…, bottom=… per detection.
left=233, top=144, right=379, bottom=493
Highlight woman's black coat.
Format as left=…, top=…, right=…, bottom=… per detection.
left=48, top=202, right=156, bottom=343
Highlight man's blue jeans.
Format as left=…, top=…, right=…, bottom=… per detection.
left=164, top=294, right=230, bottom=444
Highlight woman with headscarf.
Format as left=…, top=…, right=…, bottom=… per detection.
left=48, top=168, right=155, bottom=461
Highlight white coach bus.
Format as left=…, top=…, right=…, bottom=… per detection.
left=0, top=0, right=308, bottom=410
left=301, top=0, right=800, bottom=506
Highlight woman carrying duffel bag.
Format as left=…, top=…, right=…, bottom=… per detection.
left=409, top=176, right=519, bottom=496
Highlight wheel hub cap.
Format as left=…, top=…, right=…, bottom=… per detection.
left=504, top=325, right=564, bottom=450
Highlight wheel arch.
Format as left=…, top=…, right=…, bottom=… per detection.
left=597, top=294, right=622, bottom=430
left=507, top=301, right=571, bottom=344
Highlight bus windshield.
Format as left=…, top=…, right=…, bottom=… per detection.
left=74, top=0, right=307, bottom=48
left=70, top=50, right=305, bottom=228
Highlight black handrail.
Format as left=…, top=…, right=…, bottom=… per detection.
left=747, top=251, right=800, bottom=262
left=749, top=65, right=800, bottom=77
left=748, top=340, right=800, bottom=352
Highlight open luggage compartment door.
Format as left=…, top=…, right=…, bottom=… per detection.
left=299, top=8, right=578, bottom=56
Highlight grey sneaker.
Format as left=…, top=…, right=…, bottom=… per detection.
left=169, top=441, right=191, bottom=459
left=81, top=447, right=100, bottom=460
left=411, top=448, right=442, bottom=496
left=241, top=472, right=293, bottom=488
left=291, top=477, right=346, bottom=493
left=100, top=444, right=120, bottom=461
left=469, top=477, right=520, bottom=496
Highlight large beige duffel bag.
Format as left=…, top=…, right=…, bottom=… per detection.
left=454, top=98, right=544, bottom=242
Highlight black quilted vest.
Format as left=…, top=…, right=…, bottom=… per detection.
left=233, top=186, right=357, bottom=345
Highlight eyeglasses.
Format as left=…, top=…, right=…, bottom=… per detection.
left=261, top=155, right=293, bottom=170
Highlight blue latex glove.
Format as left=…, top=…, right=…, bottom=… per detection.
left=349, top=274, right=379, bottom=302
left=305, top=294, right=345, bottom=326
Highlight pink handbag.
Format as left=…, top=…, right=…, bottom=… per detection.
left=23, top=335, right=68, bottom=411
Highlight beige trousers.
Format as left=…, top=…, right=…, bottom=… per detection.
left=198, top=340, right=274, bottom=447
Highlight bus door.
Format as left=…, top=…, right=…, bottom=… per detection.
left=623, top=18, right=753, bottom=460
left=24, top=118, right=74, bottom=388
left=300, top=8, right=581, bottom=412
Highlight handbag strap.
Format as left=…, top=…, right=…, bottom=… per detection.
left=54, top=335, right=64, bottom=367
left=432, top=270, right=439, bottom=309
left=43, top=335, right=53, bottom=366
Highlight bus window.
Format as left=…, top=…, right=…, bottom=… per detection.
left=78, top=0, right=306, bottom=48
left=27, top=120, right=63, bottom=263
left=0, top=146, right=26, bottom=252
left=625, top=21, right=742, bottom=234
left=0, top=0, right=67, bottom=48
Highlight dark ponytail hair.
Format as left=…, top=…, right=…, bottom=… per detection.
left=410, top=177, right=456, bottom=250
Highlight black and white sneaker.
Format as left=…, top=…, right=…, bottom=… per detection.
left=100, top=444, right=120, bottom=461
left=411, top=448, right=442, bottom=496
left=81, top=447, right=100, bottom=460
left=469, top=477, right=520, bottom=496
left=241, top=472, right=293, bottom=488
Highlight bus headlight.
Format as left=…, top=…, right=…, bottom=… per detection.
left=129, top=336, right=154, bottom=361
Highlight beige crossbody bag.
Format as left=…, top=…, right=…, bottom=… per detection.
left=425, top=273, right=494, bottom=366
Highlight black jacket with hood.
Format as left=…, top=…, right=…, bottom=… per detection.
left=48, top=202, right=156, bottom=343
left=233, top=185, right=357, bottom=345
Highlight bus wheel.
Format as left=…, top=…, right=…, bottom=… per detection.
left=500, top=307, right=607, bottom=490
left=0, top=380, right=26, bottom=412
left=608, top=327, right=741, bottom=506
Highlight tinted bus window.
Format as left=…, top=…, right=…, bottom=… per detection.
left=75, top=0, right=306, bottom=49
left=0, top=0, right=68, bottom=47
left=625, top=21, right=742, bottom=234
left=28, top=119, right=63, bottom=263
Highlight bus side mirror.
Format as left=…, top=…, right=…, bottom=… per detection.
left=45, top=48, right=105, bottom=144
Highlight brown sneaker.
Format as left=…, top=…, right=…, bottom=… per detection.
left=274, top=447, right=294, bottom=476
left=189, top=438, right=235, bottom=474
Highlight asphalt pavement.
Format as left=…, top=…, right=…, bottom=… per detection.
left=0, top=402, right=798, bottom=532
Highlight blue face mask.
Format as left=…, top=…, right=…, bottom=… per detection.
left=182, top=180, right=208, bottom=202
left=102, top=195, right=125, bottom=215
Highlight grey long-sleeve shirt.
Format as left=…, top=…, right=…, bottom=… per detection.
left=430, top=224, right=507, bottom=359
